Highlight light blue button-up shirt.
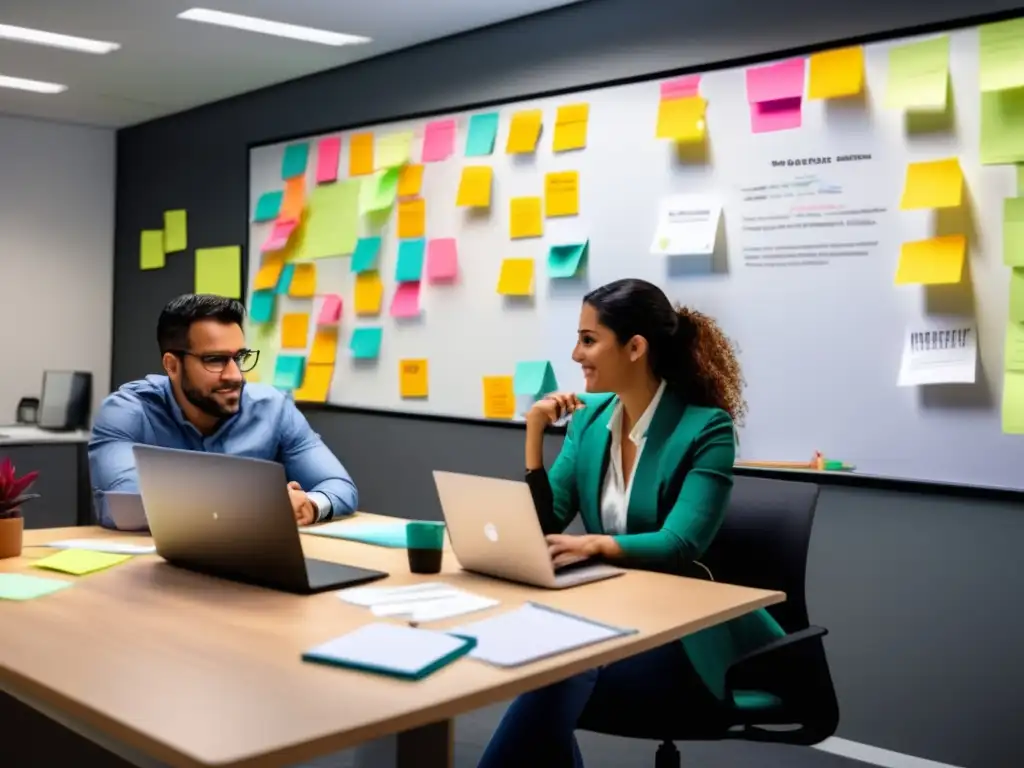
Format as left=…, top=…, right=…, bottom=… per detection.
left=88, top=375, right=357, bottom=529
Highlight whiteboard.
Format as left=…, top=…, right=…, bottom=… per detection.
left=248, top=19, right=1024, bottom=490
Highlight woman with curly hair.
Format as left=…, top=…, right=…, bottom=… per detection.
left=477, top=278, right=785, bottom=768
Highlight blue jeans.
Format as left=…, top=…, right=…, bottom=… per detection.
left=477, top=642, right=713, bottom=768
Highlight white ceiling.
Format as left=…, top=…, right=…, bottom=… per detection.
left=0, top=0, right=587, bottom=128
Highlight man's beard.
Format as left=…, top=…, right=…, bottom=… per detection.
left=181, top=370, right=243, bottom=418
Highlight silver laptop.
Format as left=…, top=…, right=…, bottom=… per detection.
left=133, top=445, right=388, bottom=595
left=105, top=491, right=149, bottom=531
left=432, top=470, right=624, bottom=589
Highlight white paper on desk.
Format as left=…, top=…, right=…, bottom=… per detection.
left=46, top=539, right=156, bottom=555
left=339, top=581, right=499, bottom=622
left=650, top=194, right=722, bottom=256
left=897, top=319, right=977, bottom=386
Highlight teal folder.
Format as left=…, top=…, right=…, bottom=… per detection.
left=300, top=522, right=410, bottom=548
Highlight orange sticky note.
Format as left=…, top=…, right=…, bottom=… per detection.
left=506, top=109, right=542, bottom=153
left=510, top=197, right=543, bottom=239
left=399, top=359, right=429, bottom=398
left=553, top=103, right=589, bottom=151
left=349, top=133, right=374, bottom=176
left=497, top=258, right=534, bottom=296
left=398, top=198, right=426, bottom=238
left=900, top=158, right=963, bottom=209
left=656, top=97, right=707, bottom=141
left=483, top=376, right=516, bottom=419
left=354, top=271, right=384, bottom=315
left=399, top=164, right=424, bottom=197
left=808, top=46, right=864, bottom=99
left=280, top=177, right=306, bottom=222
left=281, top=313, right=310, bottom=348
left=545, top=171, right=579, bottom=217
left=309, top=327, right=339, bottom=365
left=253, top=252, right=284, bottom=290
left=894, top=235, right=966, bottom=285
left=457, top=166, right=492, bottom=207
left=293, top=364, right=334, bottom=403
left=288, top=262, right=316, bottom=297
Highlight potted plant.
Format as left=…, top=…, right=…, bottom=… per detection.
left=0, top=458, right=40, bottom=559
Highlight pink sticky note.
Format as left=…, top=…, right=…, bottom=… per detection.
left=261, top=220, right=296, bottom=252
left=746, top=58, right=806, bottom=104
left=425, top=238, right=458, bottom=283
left=316, top=137, right=341, bottom=183
left=661, top=75, right=701, bottom=100
left=750, top=97, right=803, bottom=133
left=318, top=294, right=342, bottom=324
left=422, top=119, right=456, bottom=162
left=390, top=281, right=422, bottom=318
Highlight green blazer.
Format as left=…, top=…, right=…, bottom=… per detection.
left=540, top=389, right=785, bottom=703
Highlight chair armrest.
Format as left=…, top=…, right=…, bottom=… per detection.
left=725, top=626, right=828, bottom=694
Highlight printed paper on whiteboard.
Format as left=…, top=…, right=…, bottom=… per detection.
left=650, top=194, right=722, bottom=256
left=897, top=319, right=977, bottom=386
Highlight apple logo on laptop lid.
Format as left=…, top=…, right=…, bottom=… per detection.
left=484, top=523, right=498, bottom=542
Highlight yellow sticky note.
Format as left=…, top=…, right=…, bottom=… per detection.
left=894, top=235, right=966, bottom=285
left=194, top=246, right=241, bottom=298
left=885, top=36, right=949, bottom=111
left=483, top=376, right=516, bottom=419
left=163, top=209, right=187, bottom=252
left=545, top=171, right=579, bottom=217
left=510, top=197, right=543, bottom=239
left=349, top=133, right=374, bottom=176
left=280, top=176, right=306, bottom=222
left=399, top=359, right=429, bottom=398
left=506, top=109, right=542, bottom=154
left=289, top=262, right=316, bottom=297
left=253, top=253, right=284, bottom=290
left=310, top=327, right=339, bottom=364
left=33, top=549, right=131, bottom=576
left=900, top=158, right=962, bottom=209
left=140, top=230, right=165, bottom=270
left=398, top=198, right=426, bottom=238
left=980, top=19, right=1024, bottom=93
left=553, top=103, right=589, bottom=151
left=457, top=166, right=493, bottom=207
left=808, top=46, right=864, bottom=99
left=398, top=164, right=424, bottom=197
left=354, top=271, right=384, bottom=315
left=281, top=313, right=310, bottom=349
left=294, top=364, right=334, bottom=403
left=497, top=258, right=535, bottom=296
left=655, top=97, right=707, bottom=142
left=376, top=132, right=412, bottom=168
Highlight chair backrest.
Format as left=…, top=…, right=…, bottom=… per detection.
left=701, top=475, right=819, bottom=633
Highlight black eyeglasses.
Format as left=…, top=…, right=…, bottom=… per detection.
left=171, top=349, right=260, bottom=373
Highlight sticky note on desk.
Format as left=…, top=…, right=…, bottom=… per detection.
left=900, top=158, right=962, bottom=209
left=33, top=549, right=132, bottom=576
left=0, top=573, right=73, bottom=601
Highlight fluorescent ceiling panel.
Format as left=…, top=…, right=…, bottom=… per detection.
left=177, top=8, right=372, bottom=46
left=0, top=74, right=67, bottom=93
left=0, top=22, right=120, bottom=54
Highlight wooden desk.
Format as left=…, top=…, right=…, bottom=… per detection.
left=0, top=514, right=784, bottom=768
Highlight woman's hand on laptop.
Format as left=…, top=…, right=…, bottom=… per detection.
left=287, top=481, right=317, bottom=526
left=545, top=533, right=616, bottom=568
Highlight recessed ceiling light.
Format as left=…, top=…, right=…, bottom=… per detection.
left=0, top=74, right=67, bottom=94
left=177, top=8, right=371, bottom=46
left=0, top=23, right=120, bottom=54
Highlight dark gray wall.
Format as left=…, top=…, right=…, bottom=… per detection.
left=113, top=1, right=1024, bottom=766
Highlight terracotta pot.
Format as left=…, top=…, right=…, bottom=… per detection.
left=0, top=515, right=24, bottom=559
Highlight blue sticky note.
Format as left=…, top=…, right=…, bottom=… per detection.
left=514, top=361, right=558, bottom=397
left=281, top=143, right=310, bottom=179
left=254, top=191, right=283, bottom=222
left=547, top=240, right=589, bottom=279
left=249, top=290, right=275, bottom=323
left=465, top=113, right=499, bottom=157
left=276, top=263, right=295, bottom=294
left=395, top=239, right=426, bottom=282
left=274, top=355, right=305, bottom=390
left=350, top=327, right=383, bottom=359
left=352, top=236, right=382, bottom=274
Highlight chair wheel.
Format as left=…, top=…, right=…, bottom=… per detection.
left=655, top=740, right=680, bottom=768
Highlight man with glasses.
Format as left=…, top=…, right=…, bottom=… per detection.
left=88, top=294, right=357, bottom=529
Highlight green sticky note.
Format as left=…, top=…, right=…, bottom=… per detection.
left=980, top=19, right=1024, bottom=93
left=281, top=143, right=310, bottom=179
left=194, top=246, right=242, bottom=298
left=1011, top=268, right=1024, bottom=324
left=376, top=132, right=413, bottom=168
left=140, top=230, right=165, bottom=270
left=1004, top=198, right=1024, bottom=266
left=0, top=573, right=73, bottom=601
left=274, top=355, right=305, bottom=390
left=351, top=236, right=382, bottom=273
left=547, top=240, right=589, bottom=278
left=33, top=549, right=132, bottom=576
left=1005, top=322, right=1024, bottom=372
left=1017, top=166, right=1024, bottom=196
left=885, top=36, right=949, bottom=111
left=305, top=179, right=360, bottom=258
left=350, top=327, right=383, bottom=359
left=465, top=112, right=499, bottom=156
left=981, top=88, right=1024, bottom=165
left=514, top=360, right=558, bottom=397
left=395, top=239, right=426, bottom=282
left=249, top=290, right=275, bottom=323
left=359, top=168, right=401, bottom=215
left=1003, top=371, right=1024, bottom=433
left=163, top=210, right=187, bottom=253
left=255, top=190, right=283, bottom=221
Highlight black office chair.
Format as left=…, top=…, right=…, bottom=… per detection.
left=577, top=475, right=839, bottom=767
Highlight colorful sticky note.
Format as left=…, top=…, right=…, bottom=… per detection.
left=1012, top=268, right=1024, bottom=323
left=0, top=573, right=72, bottom=601
left=163, top=210, right=187, bottom=252
left=274, top=355, right=305, bottom=390
left=195, top=246, right=241, bottom=298
left=359, top=168, right=401, bottom=214
left=545, top=171, right=579, bottom=217
left=1018, top=165, right=1024, bottom=196
left=885, top=36, right=949, bottom=111
left=396, top=239, right=426, bottom=282
left=981, top=89, right=1024, bottom=165
left=894, top=235, right=966, bottom=285
left=316, top=137, right=341, bottom=183
left=399, top=359, right=429, bottom=398
left=547, top=241, right=588, bottom=279
left=398, top=164, right=424, bottom=197
left=457, top=166, right=493, bottom=207
left=249, top=290, right=275, bottom=323
left=1002, top=370, right=1024, bottom=433
left=282, top=143, right=310, bottom=179
left=1005, top=322, right=1024, bottom=371
left=355, top=272, right=384, bottom=315
left=376, top=132, right=413, bottom=168
left=390, top=281, right=422, bottom=318
left=293, top=364, right=333, bottom=403
left=423, top=119, right=456, bottom=162
left=253, top=253, right=284, bottom=290
left=305, top=179, right=360, bottom=258
left=318, top=294, right=343, bottom=325
left=398, top=198, right=426, bottom=239
left=261, top=220, right=296, bottom=252
left=900, top=158, right=963, bottom=209
left=483, top=376, right=516, bottom=419
left=33, top=549, right=131, bottom=576
left=1005, top=198, right=1024, bottom=267
left=282, top=313, right=310, bottom=348
left=980, top=19, right=1024, bottom=92
left=426, top=238, right=458, bottom=282
left=280, top=176, right=306, bottom=222
left=349, top=133, right=374, bottom=176
left=276, top=263, right=295, bottom=294
left=465, top=113, right=499, bottom=156
left=497, top=258, right=534, bottom=296
left=808, top=47, right=864, bottom=99
left=310, top=327, right=339, bottom=365
left=352, top=236, right=382, bottom=273
left=656, top=97, right=707, bottom=141
left=510, top=197, right=543, bottom=239
left=514, top=361, right=557, bottom=397
left=750, top=98, right=803, bottom=133
left=506, top=110, right=542, bottom=154
left=661, top=75, right=700, bottom=100
left=746, top=58, right=806, bottom=103
left=289, top=263, right=316, bottom=297
left=553, top=103, right=589, bottom=152
left=350, top=327, right=383, bottom=359
left=140, top=230, right=164, bottom=270
left=254, top=191, right=283, bottom=222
